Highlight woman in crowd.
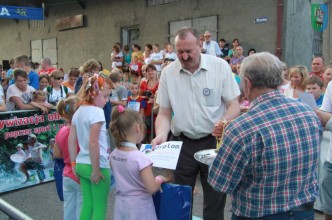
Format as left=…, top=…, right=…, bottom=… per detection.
left=131, top=44, right=143, bottom=62
left=44, top=70, right=71, bottom=107
left=279, top=62, right=290, bottom=93
left=111, top=45, right=124, bottom=70
left=38, top=74, right=51, bottom=91
left=123, top=45, right=132, bottom=68
left=62, top=68, right=80, bottom=91
left=143, top=44, right=153, bottom=64
left=227, top=38, right=240, bottom=59
left=74, top=59, right=100, bottom=94
left=139, top=64, right=159, bottom=142
left=6, top=69, right=47, bottom=112
left=284, top=65, right=309, bottom=100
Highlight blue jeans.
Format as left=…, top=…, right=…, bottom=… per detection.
left=63, top=176, right=82, bottom=220
left=231, top=210, right=314, bottom=220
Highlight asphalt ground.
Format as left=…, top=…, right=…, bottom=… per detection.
left=0, top=178, right=324, bottom=220
left=0, top=177, right=212, bottom=220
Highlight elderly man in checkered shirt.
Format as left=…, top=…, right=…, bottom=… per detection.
left=208, top=52, right=322, bottom=220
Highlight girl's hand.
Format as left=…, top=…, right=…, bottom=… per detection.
left=83, top=74, right=90, bottom=83
left=72, top=165, right=79, bottom=178
left=147, top=98, right=154, bottom=104
left=90, top=169, right=104, bottom=184
left=155, top=175, right=168, bottom=185
left=40, top=106, right=48, bottom=114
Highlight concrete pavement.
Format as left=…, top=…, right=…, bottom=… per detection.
left=0, top=180, right=324, bottom=220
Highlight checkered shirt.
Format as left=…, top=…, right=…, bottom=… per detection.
left=208, top=90, right=322, bottom=218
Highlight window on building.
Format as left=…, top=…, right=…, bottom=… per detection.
left=312, top=31, right=323, bottom=57
left=122, top=26, right=140, bottom=48
left=146, top=0, right=180, bottom=7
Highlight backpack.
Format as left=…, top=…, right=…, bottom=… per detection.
left=46, top=85, right=68, bottom=104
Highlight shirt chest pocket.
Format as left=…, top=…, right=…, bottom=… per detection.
left=203, top=88, right=221, bottom=107
left=195, top=73, right=223, bottom=107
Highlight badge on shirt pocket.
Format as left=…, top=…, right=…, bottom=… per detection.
left=203, top=88, right=210, bottom=96
left=203, top=88, right=215, bottom=106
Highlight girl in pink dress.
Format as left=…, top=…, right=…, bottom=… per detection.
left=110, top=105, right=169, bottom=220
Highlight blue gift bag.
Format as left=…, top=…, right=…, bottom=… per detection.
left=153, top=183, right=192, bottom=220
left=110, top=168, right=116, bottom=192
left=54, top=158, right=65, bottom=201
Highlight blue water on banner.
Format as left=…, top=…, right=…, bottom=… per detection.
left=0, top=5, right=43, bottom=20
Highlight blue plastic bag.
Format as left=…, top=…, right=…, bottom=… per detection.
left=54, top=158, right=65, bottom=201
left=153, top=183, right=192, bottom=220
left=110, top=168, right=116, bottom=192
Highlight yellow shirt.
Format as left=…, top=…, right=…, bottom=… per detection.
left=100, top=68, right=111, bottom=76
left=131, top=51, right=143, bottom=62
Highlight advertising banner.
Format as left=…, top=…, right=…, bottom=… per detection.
left=0, top=110, right=65, bottom=193
left=0, top=5, right=43, bottom=20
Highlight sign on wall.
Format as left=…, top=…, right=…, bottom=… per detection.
left=55, top=14, right=84, bottom=31
left=311, top=4, right=329, bottom=32
left=0, top=110, right=65, bottom=193
left=0, top=5, right=43, bottom=20
left=254, top=16, right=268, bottom=24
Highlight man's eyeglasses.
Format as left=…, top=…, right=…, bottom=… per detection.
left=55, top=77, right=64, bottom=80
left=204, top=35, right=211, bottom=38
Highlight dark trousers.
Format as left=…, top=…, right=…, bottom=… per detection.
left=170, top=133, right=227, bottom=220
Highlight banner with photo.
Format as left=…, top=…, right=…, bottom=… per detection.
left=0, top=110, right=65, bottom=193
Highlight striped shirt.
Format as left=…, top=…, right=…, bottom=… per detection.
left=208, top=90, right=322, bottom=218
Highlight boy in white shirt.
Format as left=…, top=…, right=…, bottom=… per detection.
left=150, top=44, right=163, bottom=76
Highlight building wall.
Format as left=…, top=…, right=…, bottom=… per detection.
left=0, top=0, right=278, bottom=71
left=282, top=0, right=314, bottom=69
left=323, top=0, right=332, bottom=64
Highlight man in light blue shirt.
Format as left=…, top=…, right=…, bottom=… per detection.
left=202, top=31, right=222, bottom=57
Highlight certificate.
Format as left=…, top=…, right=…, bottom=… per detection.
left=140, top=141, right=183, bottom=170
left=127, top=101, right=140, bottom=111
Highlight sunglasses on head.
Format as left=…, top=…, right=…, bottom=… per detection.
left=55, top=77, right=64, bottom=80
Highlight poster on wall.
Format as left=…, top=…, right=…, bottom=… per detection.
left=311, top=3, right=329, bottom=32
left=0, top=110, right=65, bottom=193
